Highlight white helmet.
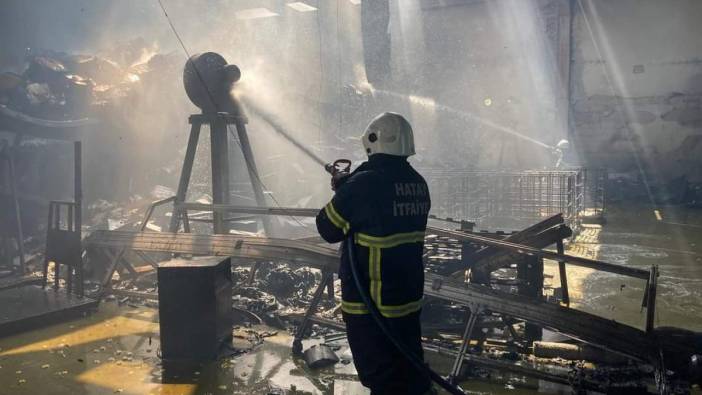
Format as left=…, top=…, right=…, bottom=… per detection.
left=556, top=139, right=570, bottom=150
left=361, top=112, right=416, bottom=157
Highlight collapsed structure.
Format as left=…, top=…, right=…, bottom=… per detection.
left=0, top=46, right=700, bottom=394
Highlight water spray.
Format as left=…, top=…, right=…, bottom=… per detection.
left=241, top=98, right=328, bottom=168
left=366, top=86, right=555, bottom=150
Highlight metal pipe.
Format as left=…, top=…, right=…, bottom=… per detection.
left=177, top=202, right=319, bottom=217
left=74, top=141, right=82, bottom=232
left=557, top=239, right=570, bottom=306
left=6, top=145, right=25, bottom=273
left=427, top=226, right=649, bottom=280
left=645, top=265, right=658, bottom=333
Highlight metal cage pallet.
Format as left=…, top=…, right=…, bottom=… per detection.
left=422, top=168, right=605, bottom=232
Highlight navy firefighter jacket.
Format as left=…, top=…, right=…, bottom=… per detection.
left=316, top=154, right=431, bottom=318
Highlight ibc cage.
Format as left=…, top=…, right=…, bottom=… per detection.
left=580, top=167, right=607, bottom=221
left=422, top=169, right=599, bottom=232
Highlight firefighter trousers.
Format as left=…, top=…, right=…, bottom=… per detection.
left=343, top=311, right=432, bottom=395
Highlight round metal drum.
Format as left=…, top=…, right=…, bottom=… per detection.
left=183, top=52, right=228, bottom=112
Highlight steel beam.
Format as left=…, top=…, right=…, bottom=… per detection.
left=424, top=273, right=655, bottom=361
left=168, top=205, right=646, bottom=281
left=85, top=230, right=339, bottom=271
left=427, top=226, right=649, bottom=280
left=463, top=214, right=564, bottom=266
left=469, top=224, right=572, bottom=282
left=177, top=203, right=319, bottom=218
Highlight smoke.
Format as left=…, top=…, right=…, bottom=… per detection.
left=384, top=0, right=566, bottom=169
left=2, top=0, right=570, bottom=216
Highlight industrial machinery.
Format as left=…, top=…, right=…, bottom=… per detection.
left=170, top=52, right=270, bottom=235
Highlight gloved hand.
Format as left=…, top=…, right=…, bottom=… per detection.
left=331, top=172, right=350, bottom=191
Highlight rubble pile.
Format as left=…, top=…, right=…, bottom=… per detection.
left=232, top=263, right=334, bottom=317
left=232, top=285, right=278, bottom=314
left=255, top=264, right=318, bottom=304
left=0, top=40, right=179, bottom=121
left=97, top=258, right=335, bottom=325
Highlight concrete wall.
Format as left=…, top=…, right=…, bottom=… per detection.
left=381, top=0, right=567, bottom=169
left=570, top=0, right=702, bottom=184
left=3, top=0, right=700, bottom=192
left=370, top=0, right=702, bottom=184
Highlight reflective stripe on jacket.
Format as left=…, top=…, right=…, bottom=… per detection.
left=316, top=154, right=431, bottom=318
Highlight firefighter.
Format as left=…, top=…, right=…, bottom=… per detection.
left=553, top=139, right=571, bottom=169
left=316, top=112, right=432, bottom=394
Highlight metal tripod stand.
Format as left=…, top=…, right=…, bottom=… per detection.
left=168, top=112, right=272, bottom=235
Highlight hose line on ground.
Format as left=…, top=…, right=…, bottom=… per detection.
left=346, top=233, right=466, bottom=395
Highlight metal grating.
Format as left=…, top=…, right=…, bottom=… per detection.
left=422, top=168, right=604, bottom=231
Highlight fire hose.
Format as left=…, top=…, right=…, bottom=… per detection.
left=346, top=232, right=466, bottom=395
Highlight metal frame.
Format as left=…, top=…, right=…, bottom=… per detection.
left=42, top=141, right=83, bottom=296
left=169, top=113, right=271, bottom=236
left=581, top=167, right=607, bottom=220
left=97, top=196, right=175, bottom=296
left=43, top=200, right=83, bottom=295
left=292, top=270, right=335, bottom=355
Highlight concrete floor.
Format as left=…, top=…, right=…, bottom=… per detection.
left=0, top=302, right=370, bottom=395
left=0, top=300, right=569, bottom=395
left=1, top=203, right=701, bottom=394
left=553, top=204, right=702, bottom=332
